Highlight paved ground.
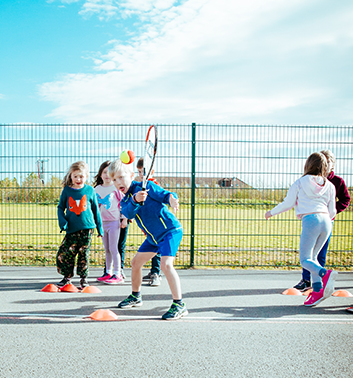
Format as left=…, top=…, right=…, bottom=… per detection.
left=0, top=267, right=352, bottom=377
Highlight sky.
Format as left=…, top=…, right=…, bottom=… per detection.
left=1, top=0, right=353, bottom=125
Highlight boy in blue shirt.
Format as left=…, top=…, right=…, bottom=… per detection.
left=108, top=158, right=188, bottom=320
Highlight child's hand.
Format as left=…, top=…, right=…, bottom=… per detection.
left=121, top=218, right=128, bottom=228
left=265, top=211, right=272, bottom=220
left=169, top=194, right=179, bottom=213
left=134, top=190, right=149, bottom=203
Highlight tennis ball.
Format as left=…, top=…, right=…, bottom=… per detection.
left=120, top=150, right=135, bottom=164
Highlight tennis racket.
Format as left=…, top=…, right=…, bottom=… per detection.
left=141, top=125, right=158, bottom=205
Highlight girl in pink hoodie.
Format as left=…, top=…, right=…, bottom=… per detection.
left=265, top=152, right=337, bottom=307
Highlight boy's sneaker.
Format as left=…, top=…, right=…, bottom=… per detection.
left=143, top=272, right=152, bottom=281
left=293, top=279, right=312, bottom=292
left=57, top=277, right=71, bottom=287
left=304, top=290, right=325, bottom=307
left=162, top=302, right=188, bottom=320
left=322, top=270, right=337, bottom=299
left=346, top=307, right=353, bottom=313
left=80, top=278, right=89, bottom=289
left=97, top=273, right=111, bottom=282
left=104, top=274, right=124, bottom=285
left=149, top=273, right=161, bottom=287
left=118, top=294, right=143, bottom=308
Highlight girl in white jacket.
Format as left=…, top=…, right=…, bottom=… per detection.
left=265, top=152, right=337, bottom=307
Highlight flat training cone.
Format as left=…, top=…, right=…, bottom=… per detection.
left=302, top=288, right=313, bottom=296
left=332, top=289, right=353, bottom=297
left=60, top=283, right=80, bottom=293
left=89, top=309, right=118, bottom=321
left=282, top=288, right=303, bottom=296
left=81, top=286, right=102, bottom=294
left=41, top=284, right=60, bottom=292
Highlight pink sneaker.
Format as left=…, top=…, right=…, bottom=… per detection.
left=104, top=274, right=124, bottom=285
left=96, top=273, right=112, bottom=282
left=346, top=307, right=353, bottom=313
left=322, top=270, right=338, bottom=299
left=304, top=290, right=325, bottom=307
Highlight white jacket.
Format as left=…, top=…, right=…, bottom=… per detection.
left=270, top=175, right=336, bottom=220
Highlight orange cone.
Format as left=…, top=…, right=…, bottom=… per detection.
left=60, top=283, right=80, bottom=293
left=302, top=288, right=313, bottom=296
left=89, top=309, right=118, bottom=321
left=282, top=288, right=303, bottom=296
left=332, top=289, right=353, bottom=297
left=41, top=284, right=60, bottom=292
left=81, top=286, right=102, bottom=294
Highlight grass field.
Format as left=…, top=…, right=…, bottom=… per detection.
left=0, top=203, right=352, bottom=269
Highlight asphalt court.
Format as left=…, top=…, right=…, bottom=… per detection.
left=1, top=267, right=352, bottom=378
left=0, top=266, right=352, bottom=323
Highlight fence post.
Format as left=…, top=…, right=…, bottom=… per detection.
left=190, top=123, right=196, bottom=267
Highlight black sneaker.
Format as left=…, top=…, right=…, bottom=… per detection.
left=162, top=302, right=188, bottom=320
left=80, top=277, right=89, bottom=289
left=57, top=277, right=71, bottom=287
left=293, top=279, right=312, bottom=292
left=118, top=294, right=143, bottom=308
left=142, top=272, right=152, bottom=281
left=149, top=273, right=161, bottom=287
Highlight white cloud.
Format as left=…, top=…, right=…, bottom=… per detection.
left=40, top=0, right=353, bottom=124
left=78, top=0, right=119, bottom=19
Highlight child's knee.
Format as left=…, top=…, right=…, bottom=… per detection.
left=161, top=258, right=174, bottom=272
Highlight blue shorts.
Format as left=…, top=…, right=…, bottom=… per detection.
left=138, top=229, right=183, bottom=257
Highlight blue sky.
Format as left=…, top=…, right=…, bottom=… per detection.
left=1, top=0, right=353, bottom=124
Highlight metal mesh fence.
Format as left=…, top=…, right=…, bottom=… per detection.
left=0, top=123, right=352, bottom=268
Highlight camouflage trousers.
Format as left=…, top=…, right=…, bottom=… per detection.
left=56, top=229, right=93, bottom=278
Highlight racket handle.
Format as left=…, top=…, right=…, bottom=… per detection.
left=140, top=187, right=146, bottom=206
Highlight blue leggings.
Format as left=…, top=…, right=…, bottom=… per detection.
left=302, top=231, right=332, bottom=282
left=299, top=214, right=332, bottom=286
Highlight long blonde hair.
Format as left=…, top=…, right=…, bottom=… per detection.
left=62, top=161, right=89, bottom=187
left=320, top=149, right=336, bottom=175
left=303, top=152, right=328, bottom=178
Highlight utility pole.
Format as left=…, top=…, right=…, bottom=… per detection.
left=36, top=158, right=49, bottom=185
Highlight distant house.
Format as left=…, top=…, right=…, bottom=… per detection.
left=151, top=176, right=251, bottom=189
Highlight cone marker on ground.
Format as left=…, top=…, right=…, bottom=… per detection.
left=89, top=309, right=118, bottom=321
left=81, top=286, right=102, bottom=294
left=41, top=284, right=60, bottom=292
left=332, top=289, right=353, bottom=297
left=60, top=283, right=80, bottom=293
left=281, top=288, right=303, bottom=296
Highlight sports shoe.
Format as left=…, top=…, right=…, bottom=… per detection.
left=304, top=290, right=325, bottom=307
left=149, top=273, right=161, bottom=287
left=346, top=307, right=353, bottom=313
left=57, top=277, right=71, bottom=287
left=97, top=273, right=111, bottom=282
left=80, top=277, right=89, bottom=289
left=322, top=270, right=338, bottom=299
left=162, top=302, right=188, bottom=320
left=118, top=294, right=143, bottom=308
left=293, top=279, right=312, bottom=292
left=104, top=274, right=124, bottom=285
left=143, top=272, right=152, bottom=281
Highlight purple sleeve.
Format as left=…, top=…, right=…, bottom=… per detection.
left=336, top=179, right=351, bottom=213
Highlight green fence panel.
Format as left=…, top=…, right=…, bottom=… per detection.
left=0, top=123, right=352, bottom=268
